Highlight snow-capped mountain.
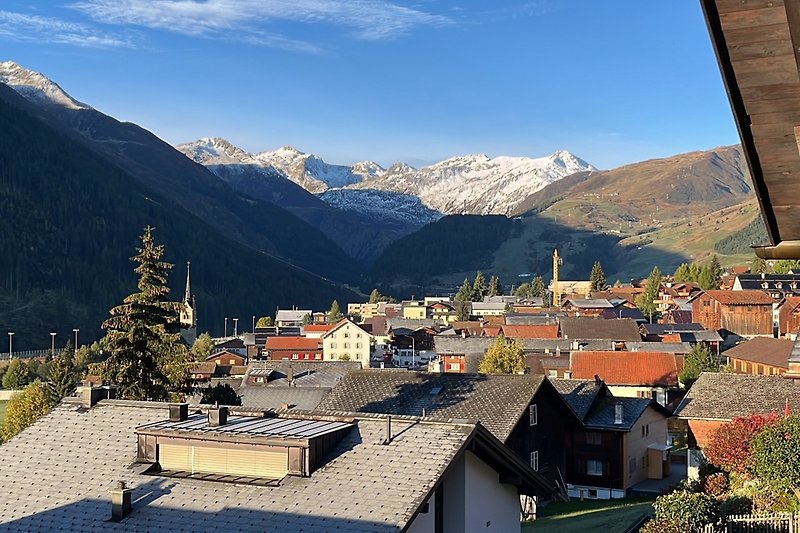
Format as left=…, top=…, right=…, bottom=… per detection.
left=178, top=137, right=595, bottom=221
left=0, top=61, right=90, bottom=110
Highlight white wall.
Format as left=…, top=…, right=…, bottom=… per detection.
left=406, top=494, right=436, bottom=533
left=463, top=451, right=521, bottom=533
left=443, top=455, right=466, bottom=533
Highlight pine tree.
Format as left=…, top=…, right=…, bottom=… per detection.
left=674, top=263, right=691, bottom=283
left=478, top=335, right=525, bottom=374
left=455, top=278, right=474, bottom=320
left=368, top=289, right=382, bottom=304
left=531, top=276, right=546, bottom=298
left=680, top=343, right=719, bottom=388
left=689, top=263, right=701, bottom=282
left=636, top=266, right=662, bottom=321
left=472, top=271, right=487, bottom=302
left=2, top=359, right=31, bottom=390
left=327, top=300, right=344, bottom=324
left=302, top=313, right=313, bottom=325
left=101, top=226, right=190, bottom=401
left=515, top=283, right=532, bottom=298
left=708, top=255, right=723, bottom=288
left=589, top=261, right=608, bottom=292
left=49, top=341, right=76, bottom=400
left=488, top=276, right=502, bottom=297
left=752, top=256, right=768, bottom=275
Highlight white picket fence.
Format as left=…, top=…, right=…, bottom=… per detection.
left=701, top=513, right=800, bottom=533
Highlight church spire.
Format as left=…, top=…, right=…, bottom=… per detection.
left=184, top=261, right=193, bottom=304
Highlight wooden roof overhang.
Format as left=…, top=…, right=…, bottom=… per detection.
left=701, top=0, right=800, bottom=258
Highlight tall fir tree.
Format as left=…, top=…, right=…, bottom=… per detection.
left=472, top=271, right=487, bottom=302
left=454, top=278, right=473, bottom=320
left=488, top=275, right=502, bottom=297
left=752, top=255, right=768, bottom=275
left=368, top=288, right=382, bottom=304
left=589, top=261, right=608, bottom=292
left=674, top=263, right=691, bottom=283
left=101, top=226, right=190, bottom=401
left=514, top=282, right=531, bottom=298
left=530, top=276, right=546, bottom=298
left=49, top=340, right=76, bottom=400
left=636, top=266, right=662, bottom=321
left=327, top=300, right=344, bottom=324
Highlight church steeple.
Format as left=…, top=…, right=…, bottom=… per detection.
left=184, top=261, right=193, bottom=304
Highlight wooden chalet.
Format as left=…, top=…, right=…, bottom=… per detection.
left=690, top=290, right=774, bottom=340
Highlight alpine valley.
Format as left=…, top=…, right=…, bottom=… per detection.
left=0, top=61, right=765, bottom=347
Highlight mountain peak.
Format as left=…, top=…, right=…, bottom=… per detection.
left=178, top=137, right=250, bottom=164
left=0, top=60, right=90, bottom=110
left=547, top=149, right=596, bottom=171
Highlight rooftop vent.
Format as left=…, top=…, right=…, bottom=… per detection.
left=82, top=385, right=117, bottom=409
left=614, top=402, right=624, bottom=425
left=208, top=406, right=228, bottom=427
left=169, top=403, right=189, bottom=422
left=110, top=480, right=133, bottom=521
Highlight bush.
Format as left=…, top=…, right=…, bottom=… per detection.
left=199, top=383, right=241, bottom=406
left=639, top=518, right=690, bottom=533
left=0, top=381, right=58, bottom=442
left=653, top=490, right=719, bottom=530
left=703, top=472, right=729, bottom=498
left=749, top=479, right=799, bottom=513
left=719, top=495, right=752, bottom=517
left=750, top=416, right=800, bottom=489
left=705, top=413, right=780, bottom=475
left=2, top=359, right=32, bottom=390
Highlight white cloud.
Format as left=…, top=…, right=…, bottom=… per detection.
left=69, top=0, right=451, bottom=45
left=0, top=10, right=136, bottom=48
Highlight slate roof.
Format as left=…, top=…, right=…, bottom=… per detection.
left=550, top=379, right=605, bottom=419
left=583, top=396, right=653, bottom=431
left=316, top=371, right=547, bottom=441
left=570, top=351, right=683, bottom=387
left=239, top=387, right=332, bottom=411
left=641, top=323, right=707, bottom=335
left=675, top=373, right=800, bottom=420
left=723, top=337, right=793, bottom=369
left=560, top=317, right=642, bottom=341
left=0, top=400, right=492, bottom=532
left=275, top=310, right=312, bottom=323
left=244, top=361, right=361, bottom=388
left=563, top=298, right=615, bottom=309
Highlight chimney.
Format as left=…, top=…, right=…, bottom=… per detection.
left=208, top=406, right=229, bottom=427
left=279, top=403, right=289, bottom=410
left=614, top=402, right=624, bottom=425
left=287, top=364, right=294, bottom=386
left=169, top=403, right=189, bottom=422
left=110, top=480, right=133, bottom=521
left=383, top=416, right=392, bottom=444
left=82, top=385, right=116, bottom=409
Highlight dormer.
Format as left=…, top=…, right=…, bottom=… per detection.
left=136, top=407, right=354, bottom=483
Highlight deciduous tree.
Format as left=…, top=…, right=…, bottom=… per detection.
left=479, top=335, right=524, bottom=374
left=705, top=413, right=779, bottom=475
left=190, top=332, right=215, bottom=362
left=49, top=341, right=77, bottom=400
left=256, top=316, right=273, bottom=327
left=2, top=359, right=31, bottom=390
left=751, top=416, right=800, bottom=491
left=0, top=381, right=58, bottom=442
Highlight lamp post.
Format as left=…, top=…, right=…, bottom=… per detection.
left=50, top=332, right=57, bottom=355
left=410, top=336, right=416, bottom=368
left=73, top=328, right=79, bottom=350
left=224, top=317, right=228, bottom=338
left=233, top=318, right=239, bottom=337
left=8, top=332, right=14, bottom=360
left=252, top=315, right=256, bottom=333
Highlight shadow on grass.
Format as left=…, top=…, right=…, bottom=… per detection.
left=524, top=498, right=655, bottom=533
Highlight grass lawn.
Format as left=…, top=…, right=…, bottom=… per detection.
left=523, top=497, right=655, bottom=533
left=0, top=400, right=7, bottom=426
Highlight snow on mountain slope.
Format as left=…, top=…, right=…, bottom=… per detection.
left=0, top=61, right=90, bottom=110
left=319, top=188, right=441, bottom=226
left=346, top=150, right=596, bottom=215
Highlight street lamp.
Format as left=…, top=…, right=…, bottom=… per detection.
left=8, top=332, right=14, bottom=360
left=233, top=318, right=239, bottom=337
left=252, top=315, right=256, bottom=332
left=73, top=328, right=79, bottom=350
left=224, top=317, right=228, bottom=338
left=50, top=332, right=57, bottom=355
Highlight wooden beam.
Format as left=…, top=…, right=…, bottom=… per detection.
left=717, top=0, right=785, bottom=15
left=724, top=23, right=790, bottom=45
left=731, top=54, right=799, bottom=88
left=729, top=38, right=794, bottom=60
left=721, top=5, right=787, bottom=29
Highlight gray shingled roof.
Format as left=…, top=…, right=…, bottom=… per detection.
left=0, top=400, right=476, bottom=532
left=675, top=373, right=800, bottom=420
left=550, top=379, right=604, bottom=420
left=239, top=387, right=331, bottom=411
left=316, top=371, right=546, bottom=441
left=560, top=317, right=642, bottom=341
left=583, top=397, right=652, bottom=431
left=244, top=361, right=361, bottom=388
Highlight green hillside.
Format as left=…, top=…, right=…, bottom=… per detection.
left=0, top=88, right=357, bottom=349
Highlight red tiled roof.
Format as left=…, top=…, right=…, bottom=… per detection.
left=661, top=334, right=682, bottom=343
left=703, top=290, right=774, bottom=305
left=501, top=325, right=560, bottom=339
left=570, top=351, right=683, bottom=387
left=266, top=337, right=321, bottom=350
left=482, top=326, right=502, bottom=337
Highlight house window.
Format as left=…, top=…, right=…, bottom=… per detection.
left=315, top=353, right=321, bottom=359
left=564, top=371, right=572, bottom=379
left=292, top=353, right=298, bottom=360
left=703, top=300, right=710, bottom=307
left=587, top=460, right=605, bottom=476
left=586, top=432, right=601, bottom=445
left=356, top=333, right=361, bottom=338
left=331, top=343, right=337, bottom=349
left=530, top=451, right=539, bottom=471
left=344, top=343, right=350, bottom=349
left=448, top=363, right=461, bottom=371
left=529, top=404, right=538, bottom=426
left=548, top=370, right=558, bottom=378
left=344, top=333, right=349, bottom=338
left=356, top=343, right=361, bottom=349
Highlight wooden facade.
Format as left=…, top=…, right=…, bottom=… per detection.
left=692, top=292, right=773, bottom=338
left=779, top=297, right=800, bottom=337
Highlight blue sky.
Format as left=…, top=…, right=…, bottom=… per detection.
left=2, top=1, right=739, bottom=169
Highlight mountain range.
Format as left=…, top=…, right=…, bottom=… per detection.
left=0, top=60, right=765, bottom=346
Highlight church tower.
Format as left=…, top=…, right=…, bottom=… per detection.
left=179, top=261, right=197, bottom=344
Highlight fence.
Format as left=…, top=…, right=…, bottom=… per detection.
left=0, top=348, right=65, bottom=362
left=701, top=513, right=800, bottom=533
